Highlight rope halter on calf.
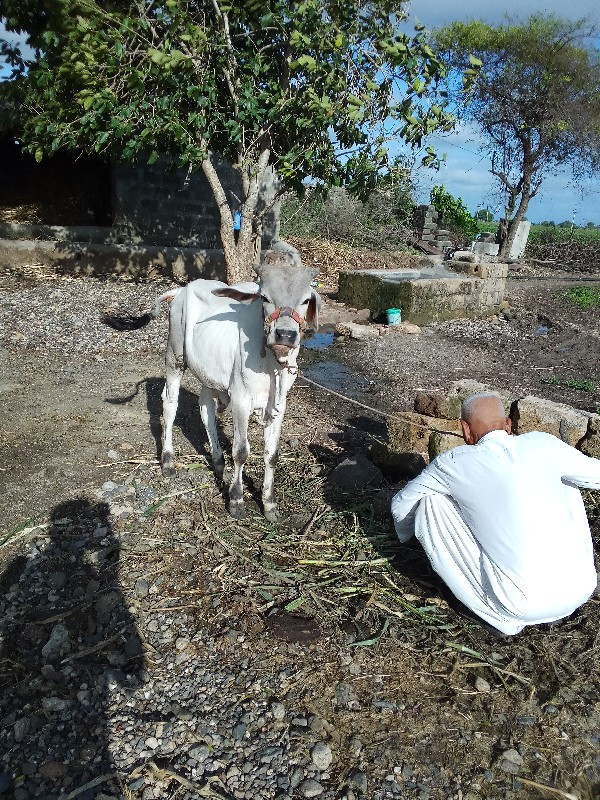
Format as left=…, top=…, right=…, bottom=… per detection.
left=263, top=306, right=307, bottom=333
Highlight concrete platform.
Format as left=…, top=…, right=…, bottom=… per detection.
left=0, top=236, right=227, bottom=283
left=338, top=263, right=508, bottom=324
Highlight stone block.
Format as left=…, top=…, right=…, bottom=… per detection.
left=428, top=429, right=464, bottom=459
left=367, top=442, right=427, bottom=480
left=414, top=381, right=493, bottom=420
left=511, top=396, right=592, bottom=445
left=451, top=252, right=478, bottom=265
left=337, top=268, right=507, bottom=325
left=578, top=415, right=600, bottom=458
left=387, top=413, right=462, bottom=457
left=472, top=242, right=500, bottom=256
left=334, top=321, right=380, bottom=341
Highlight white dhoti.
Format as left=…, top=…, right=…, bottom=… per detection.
left=415, top=495, right=528, bottom=635
left=392, top=430, right=600, bottom=636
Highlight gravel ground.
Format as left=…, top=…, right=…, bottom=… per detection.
left=1, top=268, right=599, bottom=800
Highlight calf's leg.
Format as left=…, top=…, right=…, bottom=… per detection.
left=262, top=406, right=286, bottom=523
left=161, top=352, right=183, bottom=477
left=228, top=400, right=252, bottom=519
left=198, top=385, right=226, bottom=481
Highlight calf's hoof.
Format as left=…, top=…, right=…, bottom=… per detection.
left=264, top=504, right=280, bottom=523
left=229, top=501, right=247, bottom=520
left=161, top=460, right=176, bottom=478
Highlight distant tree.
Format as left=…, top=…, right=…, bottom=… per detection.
left=585, top=221, right=597, bottom=228
left=476, top=208, right=494, bottom=222
left=1, top=0, right=457, bottom=282
left=540, top=220, right=556, bottom=227
left=433, top=15, right=600, bottom=259
left=557, top=220, right=573, bottom=228
left=430, top=185, right=478, bottom=239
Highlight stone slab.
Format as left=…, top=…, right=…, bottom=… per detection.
left=0, top=238, right=227, bottom=282
left=510, top=395, right=594, bottom=445
left=387, top=413, right=462, bottom=458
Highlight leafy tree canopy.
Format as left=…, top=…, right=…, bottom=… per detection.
left=433, top=15, right=600, bottom=258
left=2, top=0, right=457, bottom=281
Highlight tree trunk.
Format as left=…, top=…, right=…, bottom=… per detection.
left=201, top=149, right=270, bottom=284
left=498, top=158, right=534, bottom=260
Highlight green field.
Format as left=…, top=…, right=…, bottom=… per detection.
left=477, top=221, right=600, bottom=244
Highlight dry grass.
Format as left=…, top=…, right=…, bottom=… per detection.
left=288, top=236, right=420, bottom=293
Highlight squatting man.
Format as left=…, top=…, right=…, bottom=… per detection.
left=391, top=392, right=600, bottom=636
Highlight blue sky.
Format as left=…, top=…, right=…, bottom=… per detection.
left=400, top=0, right=600, bottom=224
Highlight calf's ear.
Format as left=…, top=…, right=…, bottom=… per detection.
left=306, top=290, right=321, bottom=331
left=212, top=287, right=260, bottom=304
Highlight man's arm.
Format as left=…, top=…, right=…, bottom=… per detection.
left=558, top=439, right=600, bottom=490
left=391, top=460, right=451, bottom=542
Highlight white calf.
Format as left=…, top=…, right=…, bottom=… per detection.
left=156, top=244, right=320, bottom=520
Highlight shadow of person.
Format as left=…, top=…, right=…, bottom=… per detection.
left=0, top=498, right=145, bottom=799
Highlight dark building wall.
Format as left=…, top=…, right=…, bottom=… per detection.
left=0, top=136, right=279, bottom=248
left=0, top=135, right=112, bottom=226
left=112, top=158, right=280, bottom=248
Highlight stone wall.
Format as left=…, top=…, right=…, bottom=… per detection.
left=375, top=380, right=600, bottom=477
left=0, top=238, right=227, bottom=283
left=412, top=205, right=453, bottom=251
left=113, top=159, right=279, bottom=248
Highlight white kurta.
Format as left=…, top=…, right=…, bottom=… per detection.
left=391, top=430, right=600, bottom=635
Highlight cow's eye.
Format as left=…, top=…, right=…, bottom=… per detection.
left=261, top=295, right=271, bottom=304
left=301, top=298, right=310, bottom=305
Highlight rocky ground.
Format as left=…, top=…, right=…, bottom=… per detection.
left=0, top=264, right=599, bottom=800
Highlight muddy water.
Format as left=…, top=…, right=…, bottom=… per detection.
left=300, top=328, right=373, bottom=401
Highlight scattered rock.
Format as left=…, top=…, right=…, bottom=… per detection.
left=335, top=321, right=379, bottom=341
left=311, top=741, right=333, bottom=771
left=499, top=749, right=523, bottom=774
left=39, top=761, right=68, bottom=779
left=41, top=623, right=71, bottom=661
left=474, top=677, right=491, bottom=693
left=300, top=778, right=324, bottom=797
left=389, top=322, right=421, bottom=335
left=134, top=578, right=150, bottom=598
left=42, top=696, right=71, bottom=714
left=328, top=454, right=384, bottom=491
left=349, top=770, right=368, bottom=793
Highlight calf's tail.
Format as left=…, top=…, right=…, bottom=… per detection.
left=101, top=288, right=181, bottom=331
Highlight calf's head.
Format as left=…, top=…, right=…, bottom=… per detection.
left=213, top=247, right=321, bottom=363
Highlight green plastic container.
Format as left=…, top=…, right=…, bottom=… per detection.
left=386, top=307, right=402, bottom=325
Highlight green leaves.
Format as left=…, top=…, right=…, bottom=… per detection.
left=430, top=185, right=478, bottom=238
left=12, top=0, right=456, bottom=227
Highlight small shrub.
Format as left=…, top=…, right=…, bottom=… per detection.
left=564, top=286, right=600, bottom=308
left=280, top=183, right=416, bottom=251
left=544, top=375, right=597, bottom=392
left=430, top=185, right=478, bottom=240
